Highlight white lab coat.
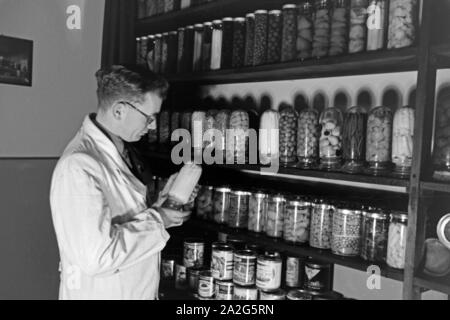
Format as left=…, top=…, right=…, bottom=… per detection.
left=50, top=115, right=170, bottom=300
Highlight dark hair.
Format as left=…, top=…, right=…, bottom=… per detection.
left=95, top=65, right=169, bottom=110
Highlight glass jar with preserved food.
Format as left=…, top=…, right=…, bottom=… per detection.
left=136, top=37, right=142, bottom=66
left=284, top=198, right=312, bottom=244
left=312, top=0, right=331, bottom=58
left=192, top=110, right=206, bottom=152
left=203, top=109, right=218, bottom=150
left=161, top=32, right=169, bottom=73
left=221, top=18, right=234, bottom=69
left=266, top=194, right=286, bottom=238
left=253, top=10, right=269, bottom=66
left=146, top=35, right=156, bottom=71
left=331, top=206, right=362, bottom=256
left=259, top=110, right=279, bottom=165
left=146, top=0, right=158, bottom=17
left=168, top=31, right=178, bottom=74
left=348, top=0, right=368, bottom=53
left=170, top=110, right=180, bottom=144
left=366, top=0, right=388, bottom=51
left=319, top=107, right=343, bottom=170
left=387, top=0, right=417, bottom=49
left=366, top=106, right=392, bottom=175
left=387, top=212, right=408, bottom=269
left=267, top=10, right=283, bottom=64
left=193, top=24, right=204, bottom=72
left=232, top=18, right=246, bottom=69
left=213, top=186, right=231, bottom=224
left=164, top=0, right=175, bottom=13
left=226, top=110, right=249, bottom=164
left=154, top=34, right=163, bottom=74
left=360, top=209, right=389, bottom=262
left=281, top=4, right=297, bottom=62
left=342, top=106, right=367, bottom=174
left=214, top=110, right=230, bottom=159
left=329, top=0, right=349, bottom=56
left=297, top=1, right=314, bottom=60
left=158, top=110, right=170, bottom=145
left=181, top=110, right=192, bottom=132
left=297, top=108, right=320, bottom=169
left=244, top=13, right=256, bottom=66
left=201, top=22, right=213, bottom=71
left=211, top=20, right=223, bottom=70
left=139, top=36, right=148, bottom=67
left=432, top=90, right=450, bottom=181
left=156, top=0, right=165, bottom=14
left=392, top=105, right=414, bottom=178
left=279, top=106, right=298, bottom=166
left=195, top=185, right=214, bottom=220
left=310, top=200, right=335, bottom=249
left=228, top=190, right=250, bottom=229
left=177, top=27, right=185, bottom=73
left=248, top=191, right=268, bottom=233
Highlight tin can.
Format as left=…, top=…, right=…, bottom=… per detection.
left=256, top=251, right=282, bottom=291
left=304, top=259, right=333, bottom=292
left=183, top=239, right=204, bottom=268
left=198, top=270, right=215, bottom=298
left=187, top=266, right=206, bottom=292
left=175, top=263, right=188, bottom=290
left=233, top=285, right=258, bottom=300
left=215, top=281, right=234, bottom=300
left=260, top=288, right=286, bottom=300
left=285, top=256, right=304, bottom=288
left=211, top=243, right=234, bottom=280
left=233, top=250, right=257, bottom=286
left=161, top=257, right=176, bottom=280
left=287, top=289, right=322, bottom=300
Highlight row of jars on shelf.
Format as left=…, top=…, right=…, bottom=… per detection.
left=136, top=0, right=418, bottom=74
left=193, top=184, right=408, bottom=269
left=136, top=0, right=215, bottom=19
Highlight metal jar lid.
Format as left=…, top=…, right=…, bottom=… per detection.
left=203, top=22, right=213, bottom=26
left=232, top=190, right=251, bottom=196
left=246, top=13, right=255, bottom=18
left=287, top=197, right=312, bottom=207
left=269, top=10, right=282, bottom=15
left=234, top=249, right=257, bottom=258
left=234, top=17, right=245, bottom=22
left=260, top=251, right=281, bottom=261
left=366, top=209, right=389, bottom=220
left=252, top=191, right=268, bottom=199
left=282, top=4, right=298, bottom=9
left=270, top=194, right=286, bottom=202
left=222, top=17, right=233, bottom=21
left=212, top=19, right=223, bottom=25
left=337, top=208, right=362, bottom=216
left=254, top=9, right=268, bottom=14
left=216, top=280, right=234, bottom=288
left=212, top=242, right=234, bottom=251
left=194, top=23, right=204, bottom=28
left=390, top=212, right=408, bottom=222
left=184, top=238, right=204, bottom=245
left=215, top=186, right=231, bottom=193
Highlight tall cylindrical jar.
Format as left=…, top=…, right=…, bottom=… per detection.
left=312, top=0, right=331, bottom=58
left=203, top=109, right=218, bottom=149
left=392, top=105, right=414, bottom=178
left=310, top=200, right=335, bottom=249
left=348, top=0, right=368, bottom=53
left=366, top=106, right=392, bottom=175
left=329, top=0, right=349, bottom=56
left=244, top=13, right=256, bottom=66
left=281, top=4, right=298, bottom=62
left=259, top=110, right=280, bottom=165
left=221, top=18, right=234, bottom=69
left=366, top=0, right=388, bottom=51
left=248, top=191, right=268, bottom=233
left=387, top=212, right=408, bottom=269
left=331, top=207, right=362, bottom=256
left=202, top=22, right=213, bottom=71
left=154, top=34, right=163, bottom=74
left=158, top=110, right=170, bottom=145
left=297, top=108, right=320, bottom=169
left=161, top=32, right=169, bottom=73
left=432, top=90, right=450, bottom=180
left=266, top=194, right=286, bottom=239
left=279, top=106, right=298, bottom=166
left=156, top=0, right=165, bottom=14
left=213, top=187, right=231, bottom=224
left=387, top=0, right=417, bottom=49
left=342, top=106, right=368, bottom=174
left=195, top=185, right=214, bottom=220
left=177, top=27, right=185, bottom=73
left=211, top=20, right=223, bottom=70
left=232, top=18, right=246, bottom=69
left=181, top=110, right=192, bottom=132
left=146, top=35, right=156, bottom=71
left=170, top=111, right=180, bottom=142
left=360, top=209, right=389, bottom=262
left=183, top=26, right=195, bottom=73
left=146, top=0, right=158, bottom=17
left=228, top=191, right=250, bottom=229
left=267, top=10, right=283, bottom=64
left=297, top=1, right=314, bottom=60
left=136, top=37, right=142, bottom=66
left=193, top=24, right=204, bottom=72
left=215, top=110, right=230, bottom=159
left=192, top=111, right=206, bottom=152
left=167, top=31, right=178, bottom=74
left=284, top=198, right=312, bottom=244
left=140, top=36, right=148, bottom=67
left=319, top=107, right=343, bottom=170
left=227, top=110, right=249, bottom=164
left=253, top=10, right=269, bottom=66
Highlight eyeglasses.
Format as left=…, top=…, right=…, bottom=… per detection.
left=120, top=101, right=156, bottom=126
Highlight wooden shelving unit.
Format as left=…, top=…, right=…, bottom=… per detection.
left=420, top=181, right=450, bottom=194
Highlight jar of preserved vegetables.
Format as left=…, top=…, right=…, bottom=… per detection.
left=213, top=186, right=231, bottom=224
left=183, top=26, right=195, bottom=73
left=342, top=106, right=367, bottom=174
left=387, top=212, right=408, bottom=269
left=192, top=110, right=206, bottom=152
left=331, top=206, right=362, bottom=256
left=310, top=200, right=335, bottom=249
left=267, top=10, right=283, bottom=64
left=193, top=24, right=204, bottom=72
left=211, top=20, right=223, bottom=70
left=158, top=110, right=170, bottom=145
left=392, top=105, right=414, bottom=178
left=259, top=110, right=279, bottom=165
left=168, top=31, right=178, bottom=74
left=177, top=27, right=185, bottom=73
left=279, top=106, right=298, bottom=166
left=146, top=35, right=155, bottom=71
left=360, top=209, right=389, bottom=262
left=195, top=185, right=214, bottom=220
left=232, top=18, right=246, bottom=69
left=253, top=10, right=269, bottom=66
left=366, top=0, right=388, bottom=51
left=227, top=110, right=249, bottom=164
left=348, top=0, right=368, bottom=53
left=140, top=36, right=148, bottom=67
left=284, top=198, right=312, bottom=244
left=281, top=4, right=297, bottom=62
left=266, top=194, right=286, bottom=238
left=244, top=13, right=256, bottom=66
left=297, top=1, right=314, bottom=60
left=202, top=22, right=213, bottom=71
left=146, top=0, right=157, bottom=17
left=164, top=0, right=175, bottom=13
left=161, top=32, right=169, bottom=73
left=221, top=17, right=234, bottom=69
left=319, top=107, right=343, bottom=170
left=297, top=108, right=320, bottom=169
left=387, top=0, right=417, bottom=49
left=215, top=110, right=230, bottom=159
left=228, top=190, right=250, bottom=229
left=329, top=0, right=349, bottom=56
left=248, top=191, right=268, bottom=233
left=312, top=0, right=331, bottom=58
left=432, top=90, right=450, bottom=181
left=366, top=106, right=392, bottom=175
left=203, top=109, right=217, bottom=150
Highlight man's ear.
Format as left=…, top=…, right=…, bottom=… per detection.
left=111, top=102, right=126, bottom=120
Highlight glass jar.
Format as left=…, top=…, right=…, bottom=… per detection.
left=146, top=35, right=155, bottom=71
left=211, top=20, right=223, bottom=70
left=284, top=198, right=312, bottom=244
left=154, top=34, right=163, bottom=74
left=331, top=207, right=362, bottom=256
left=156, top=0, right=165, bottom=14
left=297, top=1, right=314, bottom=60
left=164, top=0, right=175, bottom=13
left=267, top=10, right=283, bottom=64
left=244, top=13, right=255, bottom=66
left=158, top=110, right=170, bottom=145
left=213, top=187, right=231, bottom=224
left=136, top=37, right=142, bottom=66
left=387, top=212, right=408, bottom=269
left=167, top=31, right=178, bottom=74
left=202, top=22, right=213, bottom=71
left=248, top=191, right=268, bottom=233
left=228, top=191, right=250, bottom=229
left=342, top=106, right=367, bottom=174
left=387, top=0, right=417, bottom=49
left=348, top=0, right=368, bottom=53
left=310, top=201, right=335, bottom=249
left=312, top=0, right=331, bottom=58
left=193, top=24, right=204, bottom=72
left=221, top=17, right=234, bottom=69
left=170, top=111, right=180, bottom=142
left=137, top=0, right=146, bottom=18
left=329, top=0, right=349, bottom=56
left=232, top=18, right=246, bottom=69
left=161, top=32, right=169, bottom=73
left=180, top=110, right=192, bottom=132
left=279, top=106, right=298, bottom=166
left=195, top=186, right=214, bottom=220
left=259, top=110, right=279, bottom=165
left=253, top=10, right=269, bottom=66
left=360, top=209, right=389, bottom=262
left=281, top=4, right=298, bottom=62
left=192, top=111, right=206, bottom=151
left=204, top=109, right=218, bottom=149
left=226, top=110, right=249, bottom=164
left=140, top=36, right=148, bottom=67
left=366, top=0, right=388, bottom=51
left=176, top=27, right=185, bottom=73
left=180, top=0, right=191, bottom=9
left=392, top=105, right=414, bottom=178
left=297, top=108, right=320, bottom=169
left=215, top=110, right=230, bottom=159
left=266, top=194, right=286, bottom=238
left=183, top=26, right=195, bottom=73
left=366, top=106, right=392, bottom=175
left=319, top=107, right=343, bottom=170
left=432, top=90, right=450, bottom=180
left=146, top=0, right=158, bottom=17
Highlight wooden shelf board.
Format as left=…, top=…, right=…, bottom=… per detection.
left=414, top=273, right=450, bottom=295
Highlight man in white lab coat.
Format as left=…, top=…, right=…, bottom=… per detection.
left=50, top=65, right=190, bottom=300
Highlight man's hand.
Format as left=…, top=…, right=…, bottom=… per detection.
left=153, top=206, right=191, bottom=229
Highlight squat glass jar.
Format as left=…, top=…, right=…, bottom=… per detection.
left=281, top=4, right=298, bottom=62
left=312, top=0, right=331, bottom=58
left=195, top=186, right=214, bottom=220
left=213, top=187, right=231, bottom=224
left=342, top=106, right=368, bottom=174
left=248, top=191, right=268, bottom=233
left=221, top=18, right=234, bottom=69
left=244, top=13, right=256, bottom=66
left=267, top=10, right=283, bottom=64
left=284, top=198, right=312, bottom=244
left=227, top=110, right=249, bottom=164
left=319, top=107, right=343, bottom=170
left=432, top=90, right=450, bottom=181
left=366, top=106, right=392, bottom=175
left=329, top=0, right=349, bottom=56
left=259, top=110, right=280, bottom=165
left=228, top=190, right=251, bottom=229
left=279, top=106, right=298, bottom=166
left=310, top=200, right=335, bottom=249
left=331, top=206, right=362, bottom=256
left=392, top=105, right=414, bottom=178
left=253, top=10, right=269, bottom=66
left=232, top=17, right=246, bottom=69
left=297, top=108, right=320, bottom=169
left=297, top=1, right=314, bottom=60
left=387, top=0, right=418, bottom=49
left=360, top=209, right=389, bottom=262
left=348, top=0, right=368, bottom=53
left=387, top=212, right=408, bottom=269
left=266, top=194, right=286, bottom=239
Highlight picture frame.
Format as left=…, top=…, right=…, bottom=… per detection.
left=0, top=35, right=33, bottom=86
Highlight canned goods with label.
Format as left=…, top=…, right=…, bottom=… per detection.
left=256, top=251, right=282, bottom=291
left=285, top=256, right=304, bottom=288
left=233, top=250, right=257, bottom=286
left=304, top=259, right=332, bottom=292
left=198, top=270, right=215, bottom=298
left=260, top=288, right=286, bottom=300
left=215, top=281, right=234, bottom=300
left=161, top=258, right=176, bottom=280
left=183, top=239, right=204, bottom=268
left=175, top=263, right=187, bottom=290
left=233, top=285, right=258, bottom=300
left=211, top=242, right=234, bottom=280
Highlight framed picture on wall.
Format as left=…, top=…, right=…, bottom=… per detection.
left=0, top=35, right=33, bottom=86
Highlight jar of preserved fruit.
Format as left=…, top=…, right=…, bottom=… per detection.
left=348, top=0, right=368, bottom=53
left=297, top=1, right=314, bottom=60
left=392, top=105, right=414, bottom=178
left=366, top=106, right=392, bottom=175
left=244, top=13, right=256, bottom=66
left=202, top=22, right=213, bottom=71
left=146, top=35, right=155, bottom=71
left=177, top=27, right=185, bottom=73
left=253, top=10, right=269, bottom=66
left=227, top=110, right=249, bottom=164
left=154, top=34, right=163, bottom=74
left=281, top=4, right=298, bottom=62
left=319, top=107, right=343, bottom=170
left=329, top=0, right=349, bottom=56
left=387, top=212, right=408, bottom=269
left=193, top=24, right=204, bottom=72
left=211, top=20, right=223, bottom=70
left=432, top=90, right=450, bottom=181
left=158, top=110, right=170, bottom=145
left=312, top=0, right=331, bottom=58
left=284, top=198, right=312, bottom=244
left=266, top=194, right=286, bottom=238
left=360, top=209, right=389, bottom=262
left=331, top=206, right=362, bottom=256
left=342, top=106, right=367, bottom=174
left=228, top=190, right=250, bottom=229
left=203, top=109, right=218, bottom=149
left=232, top=18, right=246, bottom=68
left=310, top=200, right=335, bottom=249
left=213, top=186, right=231, bottom=224
left=192, top=111, right=206, bottom=151
left=279, top=106, right=298, bottom=166
left=215, top=110, right=230, bottom=159
left=256, top=251, right=282, bottom=292
left=366, top=0, right=388, bottom=51
left=248, top=191, right=268, bottom=233
left=161, top=32, right=169, bottom=73
left=140, top=36, right=148, bottom=67
left=297, top=108, right=320, bottom=169
left=387, top=0, right=417, bottom=49
left=259, top=110, right=280, bottom=165
left=195, top=185, right=214, bottom=220
left=267, top=10, right=283, bottom=64
left=221, top=18, right=234, bottom=69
